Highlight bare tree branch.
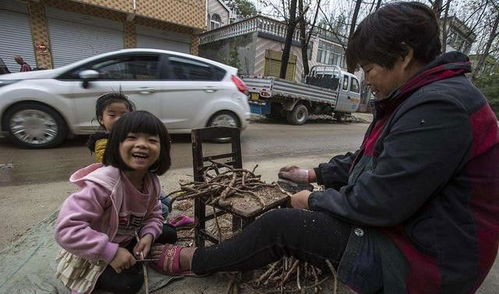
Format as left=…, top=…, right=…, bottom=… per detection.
left=473, top=10, right=499, bottom=79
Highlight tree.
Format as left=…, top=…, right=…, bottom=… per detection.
left=225, top=0, right=257, bottom=19
left=298, top=0, right=321, bottom=76
left=473, top=9, right=499, bottom=79
left=280, top=0, right=298, bottom=79
left=347, top=0, right=363, bottom=72
left=474, top=69, right=499, bottom=119
left=440, top=0, right=452, bottom=51
left=432, top=0, right=444, bottom=17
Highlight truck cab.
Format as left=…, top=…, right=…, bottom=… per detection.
left=307, top=65, right=361, bottom=114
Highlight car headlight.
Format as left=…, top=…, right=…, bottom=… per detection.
left=0, top=80, right=20, bottom=87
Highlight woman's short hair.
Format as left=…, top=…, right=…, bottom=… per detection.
left=95, top=92, right=135, bottom=127
left=346, top=1, right=441, bottom=70
left=103, top=111, right=171, bottom=175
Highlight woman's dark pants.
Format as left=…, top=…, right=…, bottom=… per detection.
left=192, top=208, right=351, bottom=275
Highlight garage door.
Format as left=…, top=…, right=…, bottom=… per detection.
left=47, top=8, right=123, bottom=68
left=136, top=25, right=191, bottom=53
left=0, top=2, right=36, bottom=73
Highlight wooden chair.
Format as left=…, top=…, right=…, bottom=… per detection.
left=191, top=127, right=243, bottom=247
left=191, top=127, right=289, bottom=247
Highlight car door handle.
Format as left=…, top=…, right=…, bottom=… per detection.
left=204, top=86, right=217, bottom=93
left=139, top=87, right=155, bottom=94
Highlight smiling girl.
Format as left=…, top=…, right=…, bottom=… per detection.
left=55, top=111, right=173, bottom=294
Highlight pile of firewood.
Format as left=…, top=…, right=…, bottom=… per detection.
left=168, top=161, right=338, bottom=293
left=225, top=257, right=338, bottom=294
left=169, top=160, right=291, bottom=209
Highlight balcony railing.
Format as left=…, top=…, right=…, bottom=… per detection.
left=200, top=15, right=301, bottom=45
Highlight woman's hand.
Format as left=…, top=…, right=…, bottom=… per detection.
left=291, top=190, right=312, bottom=209
left=110, top=247, right=136, bottom=273
left=278, top=166, right=308, bottom=183
left=278, top=166, right=316, bottom=183
left=133, top=234, right=154, bottom=259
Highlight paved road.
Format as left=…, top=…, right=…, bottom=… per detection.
left=0, top=117, right=497, bottom=293
left=0, top=118, right=368, bottom=187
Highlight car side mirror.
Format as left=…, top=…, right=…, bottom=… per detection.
left=79, top=70, right=99, bottom=89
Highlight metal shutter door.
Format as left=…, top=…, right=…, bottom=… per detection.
left=46, top=8, right=123, bottom=68
left=0, top=2, right=36, bottom=73
left=136, top=25, right=191, bottom=53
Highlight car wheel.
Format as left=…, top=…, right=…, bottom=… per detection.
left=3, top=103, right=68, bottom=148
left=286, top=104, right=308, bottom=125
left=207, top=111, right=240, bottom=143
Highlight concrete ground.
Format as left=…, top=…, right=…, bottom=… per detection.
left=0, top=113, right=497, bottom=293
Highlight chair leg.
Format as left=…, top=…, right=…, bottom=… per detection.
left=194, top=198, right=206, bottom=247
left=232, top=215, right=242, bottom=232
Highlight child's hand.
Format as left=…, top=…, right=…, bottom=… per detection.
left=133, top=234, right=154, bottom=259
left=110, top=247, right=136, bottom=273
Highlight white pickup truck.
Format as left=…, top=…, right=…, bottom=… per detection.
left=242, top=65, right=361, bottom=124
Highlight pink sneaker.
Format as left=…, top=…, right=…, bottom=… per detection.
left=168, top=215, right=195, bottom=228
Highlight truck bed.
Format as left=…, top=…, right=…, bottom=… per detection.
left=242, top=76, right=338, bottom=106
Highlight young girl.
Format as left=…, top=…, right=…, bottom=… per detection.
left=86, top=93, right=179, bottom=223
left=56, top=111, right=173, bottom=294
left=87, top=92, right=135, bottom=163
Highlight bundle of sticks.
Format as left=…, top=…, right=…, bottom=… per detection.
left=225, top=257, right=338, bottom=294
left=169, top=160, right=291, bottom=209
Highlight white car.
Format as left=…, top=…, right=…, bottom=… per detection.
left=0, top=49, right=250, bottom=148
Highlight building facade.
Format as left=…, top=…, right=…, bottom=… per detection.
left=0, top=0, right=205, bottom=72
left=442, top=16, right=476, bottom=54
left=199, top=15, right=348, bottom=83
left=207, top=0, right=231, bottom=30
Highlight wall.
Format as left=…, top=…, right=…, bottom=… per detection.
left=74, top=0, right=205, bottom=30
left=22, top=0, right=200, bottom=68
left=199, top=32, right=256, bottom=74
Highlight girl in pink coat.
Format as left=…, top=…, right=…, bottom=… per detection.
left=55, top=111, right=173, bottom=294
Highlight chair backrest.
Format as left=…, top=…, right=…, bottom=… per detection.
left=191, top=127, right=242, bottom=182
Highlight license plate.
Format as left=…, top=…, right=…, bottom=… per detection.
left=250, top=93, right=259, bottom=100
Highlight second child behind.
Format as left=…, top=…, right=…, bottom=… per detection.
left=87, top=93, right=135, bottom=163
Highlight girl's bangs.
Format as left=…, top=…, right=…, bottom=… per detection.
left=122, top=113, right=162, bottom=137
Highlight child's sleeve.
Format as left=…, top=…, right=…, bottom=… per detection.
left=55, top=182, right=118, bottom=263
left=139, top=177, right=164, bottom=240
left=94, top=138, right=107, bottom=163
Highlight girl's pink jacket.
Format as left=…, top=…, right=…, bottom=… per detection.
left=55, top=163, right=163, bottom=264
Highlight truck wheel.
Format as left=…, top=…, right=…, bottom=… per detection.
left=3, top=103, right=68, bottom=148
left=287, top=104, right=308, bottom=125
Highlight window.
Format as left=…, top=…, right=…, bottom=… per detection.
left=342, top=76, right=349, bottom=90
left=350, top=78, right=360, bottom=93
left=307, top=41, right=313, bottom=61
left=167, top=56, right=225, bottom=81
left=59, top=55, right=160, bottom=80
left=316, top=41, right=344, bottom=67
left=211, top=13, right=222, bottom=30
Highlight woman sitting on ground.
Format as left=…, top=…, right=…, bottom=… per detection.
left=150, top=2, right=499, bottom=293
